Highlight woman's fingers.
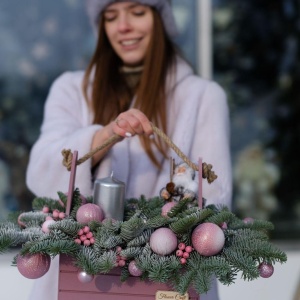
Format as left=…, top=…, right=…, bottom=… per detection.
left=114, top=109, right=153, bottom=137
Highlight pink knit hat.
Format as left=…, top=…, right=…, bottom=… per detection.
left=85, top=0, right=178, bottom=38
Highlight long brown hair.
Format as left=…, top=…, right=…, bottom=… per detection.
left=82, top=7, right=177, bottom=168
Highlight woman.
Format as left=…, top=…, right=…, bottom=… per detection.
left=26, top=1, right=232, bottom=299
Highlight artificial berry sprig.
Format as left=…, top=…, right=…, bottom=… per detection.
left=74, top=226, right=95, bottom=246
left=115, top=246, right=127, bottom=267
left=42, top=206, right=65, bottom=220
left=176, top=243, right=193, bottom=264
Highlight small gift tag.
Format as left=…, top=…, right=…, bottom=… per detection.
left=155, top=290, right=189, bottom=300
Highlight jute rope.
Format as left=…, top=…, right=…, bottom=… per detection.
left=62, top=124, right=217, bottom=183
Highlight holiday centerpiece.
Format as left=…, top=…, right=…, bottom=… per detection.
left=0, top=125, right=287, bottom=299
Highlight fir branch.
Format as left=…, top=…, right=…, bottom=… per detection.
left=28, top=239, right=79, bottom=256
left=120, top=266, right=130, bottom=282
left=145, top=215, right=173, bottom=229
left=173, top=269, right=197, bottom=295
left=205, top=210, right=236, bottom=225
left=167, top=198, right=190, bottom=218
left=32, top=197, right=64, bottom=211
left=50, top=218, right=82, bottom=237
left=137, top=253, right=181, bottom=283
left=121, top=247, right=143, bottom=260
left=127, top=229, right=154, bottom=247
left=169, top=208, right=214, bottom=234
left=94, top=227, right=123, bottom=250
left=223, top=247, right=259, bottom=280
left=231, top=235, right=287, bottom=264
left=75, top=246, right=101, bottom=274
left=120, top=212, right=146, bottom=241
left=18, top=211, right=47, bottom=227
left=95, top=250, right=117, bottom=273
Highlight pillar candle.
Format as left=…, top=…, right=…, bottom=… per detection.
left=93, top=174, right=125, bottom=221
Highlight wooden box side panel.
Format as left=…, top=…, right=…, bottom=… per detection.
left=58, top=255, right=199, bottom=299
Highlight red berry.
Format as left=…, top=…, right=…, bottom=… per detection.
left=89, top=237, right=95, bottom=244
left=42, top=206, right=49, bottom=213
left=52, top=210, right=59, bottom=218
left=183, top=252, right=190, bottom=259
left=86, top=232, right=93, bottom=239
left=118, top=259, right=126, bottom=267
left=178, top=243, right=186, bottom=250
left=180, top=258, right=187, bottom=264
left=80, top=235, right=87, bottom=242
left=83, top=226, right=90, bottom=233
left=176, top=250, right=183, bottom=257
left=116, top=246, right=122, bottom=253
left=75, top=239, right=81, bottom=245
left=78, top=229, right=84, bottom=236
left=185, top=246, right=193, bottom=253
left=84, top=240, right=91, bottom=247
left=58, top=212, right=65, bottom=219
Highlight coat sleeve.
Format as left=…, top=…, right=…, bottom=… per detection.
left=191, top=81, right=232, bottom=208
left=26, top=72, right=102, bottom=198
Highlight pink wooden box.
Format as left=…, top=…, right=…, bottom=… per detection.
left=58, top=255, right=199, bottom=300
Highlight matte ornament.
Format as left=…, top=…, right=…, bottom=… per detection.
left=42, top=219, right=56, bottom=233
left=76, top=203, right=104, bottom=224
left=150, top=228, right=177, bottom=255
left=192, top=223, right=225, bottom=256
left=128, top=260, right=143, bottom=277
left=258, top=262, right=274, bottom=278
left=77, top=271, right=94, bottom=283
left=17, top=253, right=51, bottom=279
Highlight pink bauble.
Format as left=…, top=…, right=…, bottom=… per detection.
left=128, top=260, right=143, bottom=277
left=17, top=253, right=51, bottom=279
left=42, top=219, right=56, bottom=233
left=192, top=223, right=225, bottom=256
left=77, top=271, right=94, bottom=283
left=150, top=228, right=178, bottom=255
left=243, top=217, right=254, bottom=224
left=161, top=202, right=177, bottom=217
left=76, top=203, right=104, bottom=224
left=258, top=262, right=274, bottom=278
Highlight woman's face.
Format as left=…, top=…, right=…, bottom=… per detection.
left=103, top=2, right=154, bottom=67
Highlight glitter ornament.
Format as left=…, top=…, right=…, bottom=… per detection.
left=192, top=223, right=225, bottom=256
left=128, top=260, right=143, bottom=277
left=76, top=203, right=104, bottom=224
left=258, top=262, right=274, bottom=278
left=17, top=253, right=51, bottom=279
left=42, top=219, right=56, bottom=233
left=77, top=271, right=94, bottom=283
left=161, top=201, right=177, bottom=217
left=150, top=228, right=177, bottom=255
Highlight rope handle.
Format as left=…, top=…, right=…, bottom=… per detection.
left=62, top=123, right=217, bottom=184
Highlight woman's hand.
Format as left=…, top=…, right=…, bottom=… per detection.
left=112, top=108, right=153, bottom=138
left=91, top=109, right=153, bottom=166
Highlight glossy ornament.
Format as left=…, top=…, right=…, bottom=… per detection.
left=17, top=253, right=51, bottom=279
left=192, top=223, right=225, bottom=256
left=128, top=260, right=143, bottom=277
left=76, top=203, right=104, bottom=224
left=150, top=228, right=177, bottom=255
left=258, top=262, right=274, bottom=278
left=77, top=271, right=94, bottom=283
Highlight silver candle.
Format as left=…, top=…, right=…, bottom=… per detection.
left=93, top=173, right=125, bottom=221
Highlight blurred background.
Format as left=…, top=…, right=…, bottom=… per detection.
left=0, top=0, right=299, bottom=299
